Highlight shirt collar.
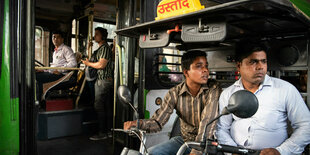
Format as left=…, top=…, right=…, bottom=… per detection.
left=178, top=81, right=209, bottom=96
left=233, top=74, right=273, bottom=88
left=55, top=43, right=64, bottom=52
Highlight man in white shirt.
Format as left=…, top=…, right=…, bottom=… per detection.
left=36, top=31, right=77, bottom=100
left=216, top=41, right=310, bottom=155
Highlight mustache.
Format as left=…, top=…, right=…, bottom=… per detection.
left=254, top=72, right=265, bottom=76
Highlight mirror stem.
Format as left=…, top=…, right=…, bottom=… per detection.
left=136, top=113, right=139, bottom=129
left=127, top=101, right=139, bottom=114
left=201, top=113, right=224, bottom=150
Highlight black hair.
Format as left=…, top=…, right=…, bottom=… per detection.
left=95, top=27, right=108, bottom=40
left=181, top=50, right=207, bottom=70
left=235, top=40, right=267, bottom=63
left=52, top=30, right=64, bottom=38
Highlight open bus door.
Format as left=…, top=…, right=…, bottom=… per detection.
left=0, top=0, right=117, bottom=154
left=115, top=0, right=310, bottom=153
left=34, top=0, right=118, bottom=155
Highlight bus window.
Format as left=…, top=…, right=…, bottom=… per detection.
left=35, top=26, right=44, bottom=65
left=93, top=22, right=116, bottom=39
left=71, top=19, right=77, bottom=53
left=157, top=45, right=184, bottom=85
left=35, top=26, right=49, bottom=67
left=91, top=22, right=116, bottom=50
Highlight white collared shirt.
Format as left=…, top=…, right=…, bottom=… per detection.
left=50, top=43, right=77, bottom=73
left=216, top=75, right=310, bottom=155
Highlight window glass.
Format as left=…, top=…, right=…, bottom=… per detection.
left=35, top=26, right=44, bottom=64
left=157, top=44, right=184, bottom=85
left=88, top=22, right=116, bottom=52
left=93, top=22, right=116, bottom=40
left=72, top=19, right=76, bottom=35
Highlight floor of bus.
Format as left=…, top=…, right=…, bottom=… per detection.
left=37, top=134, right=123, bottom=155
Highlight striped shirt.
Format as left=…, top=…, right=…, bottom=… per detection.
left=95, top=43, right=114, bottom=80
left=139, top=80, right=221, bottom=153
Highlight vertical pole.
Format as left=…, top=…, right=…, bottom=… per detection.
left=307, top=40, right=310, bottom=108
left=75, top=19, right=78, bottom=54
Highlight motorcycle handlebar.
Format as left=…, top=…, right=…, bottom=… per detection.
left=176, top=140, right=260, bottom=155
left=112, top=128, right=149, bottom=155
left=211, top=142, right=259, bottom=155
left=112, top=128, right=135, bottom=134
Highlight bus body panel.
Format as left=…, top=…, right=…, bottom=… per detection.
left=0, top=0, right=19, bottom=154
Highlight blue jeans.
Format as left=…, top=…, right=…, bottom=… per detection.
left=148, top=136, right=191, bottom=155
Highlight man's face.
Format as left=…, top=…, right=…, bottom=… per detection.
left=237, top=51, right=267, bottom=85
left=184, top=56, right=209, bottom=85
left=94, top=30, right=103, bottom=43
left=52, top=34, right=64, bottom=47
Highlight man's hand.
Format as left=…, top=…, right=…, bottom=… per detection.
left=88, top=41, right=93, bottom=50
left=260, top=148, right=280, bottom=155
left=123, top=120, right=137, bottom=130
left=81, top=58, right=89, bottom=66
left=53, top=70, right=61, bottom=75
left=36, top=69, right=43, bottom=72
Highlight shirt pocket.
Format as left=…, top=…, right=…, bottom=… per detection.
left=55, top=52, right=65, bottom=60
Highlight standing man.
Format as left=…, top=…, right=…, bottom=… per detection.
left=36, top=31, right=77, bottom=100
left=124, top=50, right=221, bottom=155
left=82, top=27, right=114, bottom=140
left=216, top=41, right=310, bottom=155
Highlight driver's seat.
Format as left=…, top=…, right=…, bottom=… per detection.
left=41, top=70, right=77, bottom=101
left=40, top=53, right=82, bottom=111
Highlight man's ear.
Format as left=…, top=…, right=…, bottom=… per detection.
left=183, top=69, right=188, bottom=78
left=236, top=62, right=241, bottom=71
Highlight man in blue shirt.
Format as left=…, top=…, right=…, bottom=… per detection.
left=216, top=41, right=310, bottom=155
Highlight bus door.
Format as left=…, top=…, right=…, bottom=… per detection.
left=34, top=0, right=116, bottom=154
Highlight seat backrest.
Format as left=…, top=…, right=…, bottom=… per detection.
left=41, top=53, right=81, bottom=100
left=41, top=71, right=77, bottom=100
left=51, top=70, right=78, bottom=90
left=170, top=116, right=182, bottom=139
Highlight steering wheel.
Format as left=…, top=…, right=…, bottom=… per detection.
left=35, top=59, right=45, bottom=67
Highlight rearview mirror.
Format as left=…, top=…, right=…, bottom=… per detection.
left=117, top=85, right=139, bottom=115
left=117, top=85, right=132, bottom=105
left=226, top=90, right=259, bottom=118
left=202, top=90, right=259, bottom=145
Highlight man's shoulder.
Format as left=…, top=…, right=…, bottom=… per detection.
left=206, top=79, right=221, bottom=90
left=61, top=44, right=74, bottom=52
left=96, top=44, right=112, bottom=56
left=220, top=82, right=238, bottom=97
left=99, top=43, right=112, bottom=51
left=269, top=76, right=295, bottom=89
left=169, top=81, right=184, bottom=92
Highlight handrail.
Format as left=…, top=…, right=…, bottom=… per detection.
left=116, top=44, right=123, bottom=85
left=35, top=67, right=82, bottom=71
